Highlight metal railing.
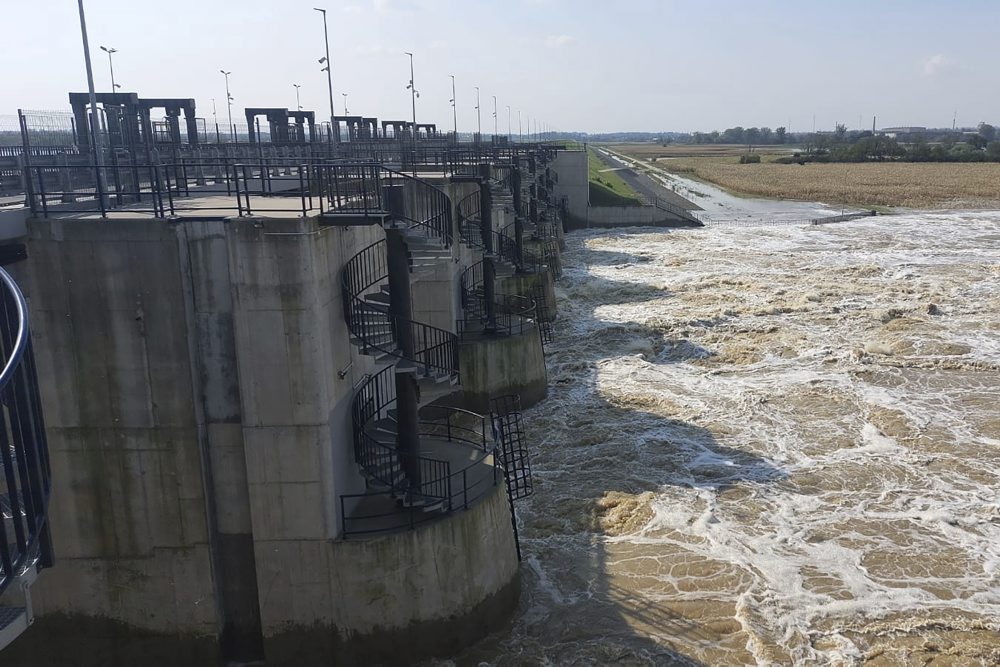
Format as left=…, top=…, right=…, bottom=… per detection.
left=341, top=368, right=500, bottom=537
left=0, top=267, right=53, bottom=598
left=26, top=161, right=319, bottom=219
left=459, top=261, right=538, bottom=339
left=17, top=143, right=551, bottom=217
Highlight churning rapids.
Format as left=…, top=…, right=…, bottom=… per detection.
left=440, top=209, right=1000, bottom=665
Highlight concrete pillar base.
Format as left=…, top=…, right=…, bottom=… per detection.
left=453, top=328, right=547, bottom=413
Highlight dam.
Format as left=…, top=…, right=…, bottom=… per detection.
left=3, top=9, right=997, bottom=665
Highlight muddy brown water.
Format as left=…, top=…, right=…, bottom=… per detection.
left=437, top=211, right=1000, bottom=666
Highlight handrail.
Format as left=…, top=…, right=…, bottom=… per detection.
left=459, top=257, right=537, bottom=338
left=341, top=240, right=458, bottom=377
left=0, top=266, right=53, bottom=598
left=381, top=167, right=453, bottom=246
left=351, top=367, right=452, bottom=502
left=343, top=372, right=501, bottom=537
left=0, top=270, right=29, bottom=387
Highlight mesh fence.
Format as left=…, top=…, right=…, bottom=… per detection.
left=19, top=110, right=78, bottom=147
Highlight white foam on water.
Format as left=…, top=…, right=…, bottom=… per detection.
left=436, top=210, right=1000, bottom=666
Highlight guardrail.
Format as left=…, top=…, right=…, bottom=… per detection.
left=0, top=267, right=53, bottom=600
left=341, top=367, right=500, bottom=537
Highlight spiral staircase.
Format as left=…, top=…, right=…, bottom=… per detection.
left=334, top=163, right=523, bottom=535
left=455, top=171, right=544, bottom=340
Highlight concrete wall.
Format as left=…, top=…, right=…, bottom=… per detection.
left=457, top=327, right=547, bottom=412
left=8, top=219, right=221, bottom=661
left=577, top=205, right=698, bottom=229
left=550, top=149, right=588, bottom=220
left=263, top=485, right=519, bottom=665
left=8, top=212, right=524, bottom=665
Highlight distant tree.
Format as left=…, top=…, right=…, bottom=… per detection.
left=745, top=127, right=761, bottom=150
left=833, top=123, right=848, bottom=142
left=720, top=126, right=745, bottom=144
left=987, top=141, right=1000, bottom=161
left=979, top=123, right=996, bottom=142
left=967, top=134, right=988, bottom=150
left=907, top=137, right=932, bottom=162
left=775, top=126, right=787, bottom=143
left=759, top=127, right=773, bottom=143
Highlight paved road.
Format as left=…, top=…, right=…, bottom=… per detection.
left=594, top=148, right=703, bottom=211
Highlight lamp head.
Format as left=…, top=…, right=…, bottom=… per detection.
left=318, top=56, right=327, bottom=64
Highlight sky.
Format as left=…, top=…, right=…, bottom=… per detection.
left=2, top=0, right=999, bottom=134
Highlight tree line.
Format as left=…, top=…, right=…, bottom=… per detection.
left=678, top=123, right=1000, bottom=163
left=785, top=123, right=1000, bottom=163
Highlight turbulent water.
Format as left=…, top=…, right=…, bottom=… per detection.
left=441, top=210, right=1000, bottom=666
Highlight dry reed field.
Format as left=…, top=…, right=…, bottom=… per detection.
left=612, top=147, right=1000, bottom=209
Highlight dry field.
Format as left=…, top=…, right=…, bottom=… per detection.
left=611, top=146, right=1000, bottom=209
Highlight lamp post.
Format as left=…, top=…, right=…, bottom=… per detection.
left=506, top=105, right=511, bottom=143
left=449, top=75, right=457, bottom=139
left=76, top=0, right=106, bottom=208
left=341, top=92, right=349, bottom=115
left=404, top=51, right=418, bottom=173
left=518, top=109, right=522, bottom=143
left=220, top=70, right=234, bottom=142
left=314, top=7, right=337, bottom=144
left=492, top=95, right=498, bottom=139
left=293, top=83, right=302, bottom=111
left=211, top=98, right=220, bottom=143
left=99, top=45, right=119, bottom=90
left=475, top=86, right=481, bottom=140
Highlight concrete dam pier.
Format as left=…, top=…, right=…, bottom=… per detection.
left=0, top=83, right=700, bottom=663
left=0, top=141, right=597, bottom=665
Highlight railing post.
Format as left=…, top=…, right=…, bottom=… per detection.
left=37, top=168, right=49, bottom=218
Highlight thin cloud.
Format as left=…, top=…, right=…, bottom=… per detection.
left=921, top=53, right=956, bottom=77
left=544, top=34, right=576, bottom=48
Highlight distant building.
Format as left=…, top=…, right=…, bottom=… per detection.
left=879, top=126, right=927, bottom=139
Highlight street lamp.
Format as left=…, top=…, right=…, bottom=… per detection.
left=220, top=70, right=234, bottom=142
left=518, top=109, right=522, bottom=143
left=492, top=95, right=498, bottom=138
left=449, top=75, right=457, bottom=138
left=404, top=51, right=418, bottom=171
left=506, top=105, right=511, bottom=142
left=341, top=92, right=349, bottom=115
left=314, top=7, right=337, bottom=144
left=211, top=97, right=220, bottom=143
left=293, top=83, right=302, bottom=111
left=99, top=45, right=119, bottom=90
left=475, top=86, right=481, bottom=139
left=76, top=0, right=106, bottom=207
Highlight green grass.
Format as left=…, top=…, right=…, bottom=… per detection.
left=587, top=147, right=641, bottom=206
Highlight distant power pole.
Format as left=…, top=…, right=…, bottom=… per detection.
left=872, top=115, right=876, bottom=134
left=953, top=110, right=957, bottom=131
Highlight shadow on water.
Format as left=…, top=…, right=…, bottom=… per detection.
left=437, top=233, right=786, bottom=666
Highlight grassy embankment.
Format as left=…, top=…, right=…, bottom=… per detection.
left=611, top=143, right=1000, bottom=209
left=587, top=147, right=642, bottom=206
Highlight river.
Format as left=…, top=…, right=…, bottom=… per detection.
left=440, top=198, right=1000, bottom=665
